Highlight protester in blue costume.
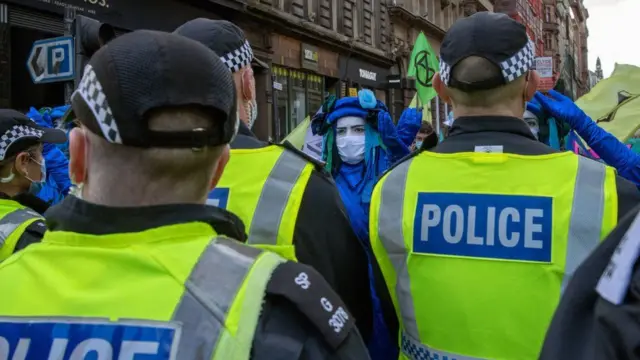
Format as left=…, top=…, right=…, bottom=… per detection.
left=312, top=89, right=420, bottom=360
left=313, top=89, right=419, bottom=242
left=535, top=90, right=640, bottom=186
left=25, top=106, right=72, bottom=205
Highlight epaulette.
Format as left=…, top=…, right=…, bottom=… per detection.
left=266, top=261, right=356, bottom=350
left=277, top=141, right=326, bottom=172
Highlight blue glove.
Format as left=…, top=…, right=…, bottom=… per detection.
left=396, top=108, right=423, bottom=148
left=536, top=91, right=640, bottom=185
left=376, top=110, right=410, bottom=161
left=534, top=90, right=587, bottom=130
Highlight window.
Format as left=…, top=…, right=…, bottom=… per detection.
left=289, top=70, right=307, bottom=130
left=543, top=33, right=552, bottom=50
left=273, top=66, right=290, bottom=141
left=307, top=75, right=324, bottom=116
left=271, top=66, right=326, bottom=140
left=545, top=5, right=553, bottom=22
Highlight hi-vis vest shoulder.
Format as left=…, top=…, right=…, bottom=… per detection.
left=0, top=199, right=42, bottom=261
left=0, top=224, right=286, bottom=360
left=208, top=145, right=314, bottom=260
left=370, top=151, right=618, bottom=360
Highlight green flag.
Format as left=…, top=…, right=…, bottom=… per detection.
left=407, top=32, right=440, bottom=107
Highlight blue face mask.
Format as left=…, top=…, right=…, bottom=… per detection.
left=27, top=158, right=46, bottom=195
left=415, top=140, right=423, bottom=150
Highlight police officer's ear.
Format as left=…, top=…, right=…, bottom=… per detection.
left=433, top=74, right=452, bottom=105
left=209, top=145, right=230, bottom=192
left=240, top=67, right=255, bottom=102
left=68, top=127, right=88, bottom=186
left=524, top=71, right=540, bottom=102
left=14, top=152, right=32, bottom=178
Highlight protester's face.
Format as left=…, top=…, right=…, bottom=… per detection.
left=336, top=117, right=366, bottom=138
left=336, top=116, right=366, bottom=165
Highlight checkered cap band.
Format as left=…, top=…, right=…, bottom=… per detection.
left=0, top=125, right=44, bottom=160
left=439, top=59, right=452, bottom=86
left=501, top=39, right=535, bottom=82
left=439, top=37, right=535, bottom=86
left=401, top=331, right=475, bottom=360
left=73, top=65, right=123, bottom=144
left=220, top=40, right=253, bottom=73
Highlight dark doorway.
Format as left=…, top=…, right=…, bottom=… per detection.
left=11, top=26, right=64, bottom=112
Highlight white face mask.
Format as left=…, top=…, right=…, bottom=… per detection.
left=336, top=116, right=366, bottom=164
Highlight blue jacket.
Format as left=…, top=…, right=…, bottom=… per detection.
left=26, top=107, right=72, bottom=205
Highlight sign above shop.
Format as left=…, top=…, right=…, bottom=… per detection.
left=301, top=43, right=319, bottom=71
left=9, top=0, right=222, bottom=31
left=359, top=69, right=377, bottom=82
left=339, top=56, right=391, bottom=88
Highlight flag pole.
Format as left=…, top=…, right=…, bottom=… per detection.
left=435, top=97, right=441, bottom=136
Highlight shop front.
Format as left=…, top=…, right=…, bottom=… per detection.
left=338, top=55, right=391, bottom=105
left=270, top=34, right=339, bottom=141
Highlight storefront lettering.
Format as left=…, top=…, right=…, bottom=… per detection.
left=359, top=69, right=377, bottom=81
left=25, top=0, right=110, bottom=15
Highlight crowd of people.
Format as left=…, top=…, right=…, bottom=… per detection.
left=0, top=10, right=638, bottom=360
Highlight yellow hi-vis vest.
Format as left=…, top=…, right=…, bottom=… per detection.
left=208, top=145, right=314, bottom=260
left=370, top=151, right=618, bottom=360
left=0, top=198, right=43, bottom=261
left=0, top=223, right=286, bottom=359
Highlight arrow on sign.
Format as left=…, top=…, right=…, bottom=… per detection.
left=29, top=46, right=44, bottom=78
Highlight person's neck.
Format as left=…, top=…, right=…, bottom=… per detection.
left=81, top=182, right=207, bottom=208
left=454, top=106, right=524, bottom=119
left=0, top=184, right=24, bottom=198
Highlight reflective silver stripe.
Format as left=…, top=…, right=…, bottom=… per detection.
left=171, top=236, right=263, bottom=359
left=402, top=330, right=483, bottom=360
left=0, top=208, right=42, bottom=248
left=377, top=156, right=608, bottom=344
left=248, top=149, right=308, bottom=245
left=377, top=158, right=419, bottom=339
left=562, top=156, right=607, bottom=292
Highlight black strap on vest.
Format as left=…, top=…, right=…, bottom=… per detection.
left=266, top=261, right=355, bottom=350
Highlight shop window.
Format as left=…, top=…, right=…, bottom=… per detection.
left=289, top=70, right=307, bottom=130
left=273, top=66, right=290, bottom=141
left=272, top=66, right=328, bottom=139
left=307, top=74, right=324, bottom=115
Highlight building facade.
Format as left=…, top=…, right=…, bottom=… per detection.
left=542, top=0, right=589, bottom=99
left=0, top=0, right=402, bottom=141
left=0, top=0, right=501, bottom=141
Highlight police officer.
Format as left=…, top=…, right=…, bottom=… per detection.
left=174, top=18, right=396, bottom=344
left=0, top=109, right=66, bottom=261
left=0, top=30, right=370, bottom=360
left=368, top=12, right=640, bottom=360
left=540, top=207, right=640, bottom=359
